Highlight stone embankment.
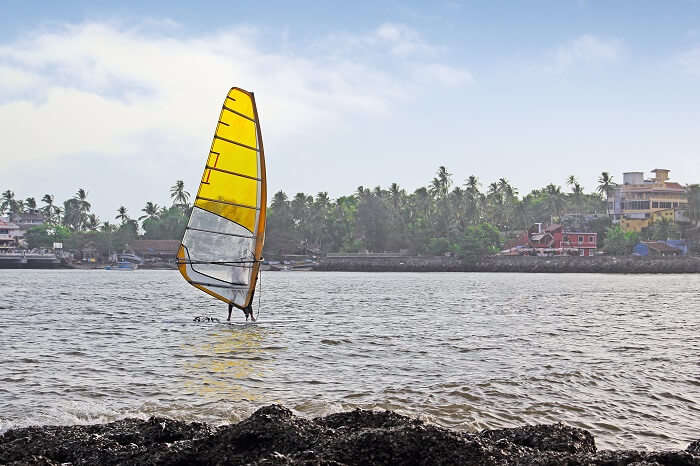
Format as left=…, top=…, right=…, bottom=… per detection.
left=1, top=405, right=698, bottom=465
left=315, top=255, right=700, bottom=273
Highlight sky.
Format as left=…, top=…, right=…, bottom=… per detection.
left=1, top=0, right=699, bottom=221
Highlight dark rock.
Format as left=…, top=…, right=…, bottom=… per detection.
left=688, top=440, right=700, bottom=455
left=1, top=405, right=698, bottom=465
left=480, top=422, right=596, bottom=455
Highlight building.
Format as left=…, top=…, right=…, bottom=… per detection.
left=130, top=240, right=180, bottom=262
left=4, top=212, right=46, bottom=248
left=502, top=223, right=597, bottom=256
left=0, top=220, right=21, bottom=251
left=609, top=169, right=688, bottom=232
left=528, top=223, right=598, bottom=256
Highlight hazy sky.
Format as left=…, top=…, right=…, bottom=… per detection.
left=1, top=0, right=699, bottom=221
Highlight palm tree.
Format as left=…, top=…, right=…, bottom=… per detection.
left=545, top=183, right=566, bottom=221
left=464, top=176, right=482, bottom=225
left=115, top=206, right=129, bottom=224
left=597, top=172, right=616, bottom=215
left=41, top=194, right=57, bottom=223
left=25, top=197, right=37, bottom=213
left=75, top=188, right=91, bottom=213
left=597, top=172, right=615, bottom=200
left=13, top=199, right=25, bottom=215
left=1, top=190, right=16, bottom=215
left=170, top=180, right=191, bottom=207
left=139, top=202, right=160, bottom=221
left=429, top=166, right=453, bottom=200
left=85, top=214, right=100, bottom=231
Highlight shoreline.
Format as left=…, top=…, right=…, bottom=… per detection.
left=314, top=255, right=700, bottom=273
left=1, top=405, right=698, bottom=465
left=3, top=256, right=700, bottom=273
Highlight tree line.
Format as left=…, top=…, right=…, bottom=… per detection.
left=3, top=167, right=699, bottom=259
left=0, top=182, right=192, bottom=258
left=264, top=167, right=616, bottom=258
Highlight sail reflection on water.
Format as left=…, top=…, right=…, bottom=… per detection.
left=181, top=326, right=277, bottom=402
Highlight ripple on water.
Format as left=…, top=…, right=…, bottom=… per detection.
left=0, top=270, right=698, bottom=451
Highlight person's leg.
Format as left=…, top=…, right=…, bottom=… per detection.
left=227, top=303, right=233, bottom=321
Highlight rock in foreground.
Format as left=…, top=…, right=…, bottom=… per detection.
left=1, top=405, right=698, bottom=465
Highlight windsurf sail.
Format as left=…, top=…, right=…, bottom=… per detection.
left=177, top=87, right=266, bottom=310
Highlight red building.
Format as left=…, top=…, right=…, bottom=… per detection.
left=526, top=223, right=597, bottom=256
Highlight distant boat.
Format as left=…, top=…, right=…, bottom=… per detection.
left=105, top=253, right=142, bottom=270
left=176, top=87, right=267, bottom=317
left=105, top=261, right=138, bottom=271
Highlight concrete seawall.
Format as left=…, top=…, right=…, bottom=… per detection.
left=315, top=255, right=700, bottom=273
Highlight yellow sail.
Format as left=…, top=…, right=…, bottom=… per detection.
left=177, top=87, right=266, bottom=310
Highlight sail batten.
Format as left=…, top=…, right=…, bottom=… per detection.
left=204, top=165, right=263, bottom=181
left=195, top=196, right=260, bottom=210
left=178, top=87, right=266, bottom=310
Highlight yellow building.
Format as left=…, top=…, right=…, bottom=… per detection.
left=610, top=169, right=688, bottom=232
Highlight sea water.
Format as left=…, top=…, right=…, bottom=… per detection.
left=0, top=269, right=698, bottom=450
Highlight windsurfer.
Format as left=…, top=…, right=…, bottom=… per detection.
left=227, top=302, right=256, bottom=322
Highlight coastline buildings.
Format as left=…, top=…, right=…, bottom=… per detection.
left=0, top=220, right=21, bottom=251
left=609, top=169, right=688, bottom=232
left=503, top=223, right=598, bottom=256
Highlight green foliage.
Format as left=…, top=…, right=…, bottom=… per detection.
left=687, top=184, right=700, bottom=225
left=24, top=225, right=71, bottom=249
left=7, top=171, right=637, bottom=261
left=642, top=218, right=681, bottom=241
left=453, top=223, right=502, bottom=259
left=262, top=169, right=611, bottom=257
left=141, top=206, right=189, bottom=239
left=427, top=237, right=450, bottom=256
left=603, top=226, right=639, bottom=255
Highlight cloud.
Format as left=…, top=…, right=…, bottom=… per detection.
left=553, top=34, right=621, bottom=68
left=0, top=20, right=471, bottom=218
left=374, top=23, right=437, bottom=57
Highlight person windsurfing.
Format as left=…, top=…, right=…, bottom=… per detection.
left=228, top=301, right=256, bottom=322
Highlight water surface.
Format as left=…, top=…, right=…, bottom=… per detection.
left=1, top=270, right=698, bottom=450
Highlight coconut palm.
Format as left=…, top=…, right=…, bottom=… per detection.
left=41, top=194, right=57, bottom=223
left=13, top=199, right=25, bottom=215
left=75, top=189, right=91, bottom=214
left=545, top=183, right=566, bottom=221
left=85, top=214, right=100, bottom=231
left=596, top=172, right=615, bottom=200
left=170, top=180, right=190, bottom=207
left=24, top=197, right=37, bottom=213
left=115, top=206, right=129, bottom=224
left=139, top=202, right=160, bottom=221
left=429, top=166, right=453, bottom=200
left=1, top=190, right=16, bottom=215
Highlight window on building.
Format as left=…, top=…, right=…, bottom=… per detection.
left=579, top=249, right=585, bottom=256
left=578, top=235, right=584, bottom=243
left=0, top=229, right=8, bottom=234
left=623, top=200, right=650, bottom=210
left=589, top=236, right=595, bottom=243
left=652, top=202, right=659, bottom=208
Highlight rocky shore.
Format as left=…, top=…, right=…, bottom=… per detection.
left=316, top=255, right=700, bottom=273
left=2, top=405, right=698, bottom=465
